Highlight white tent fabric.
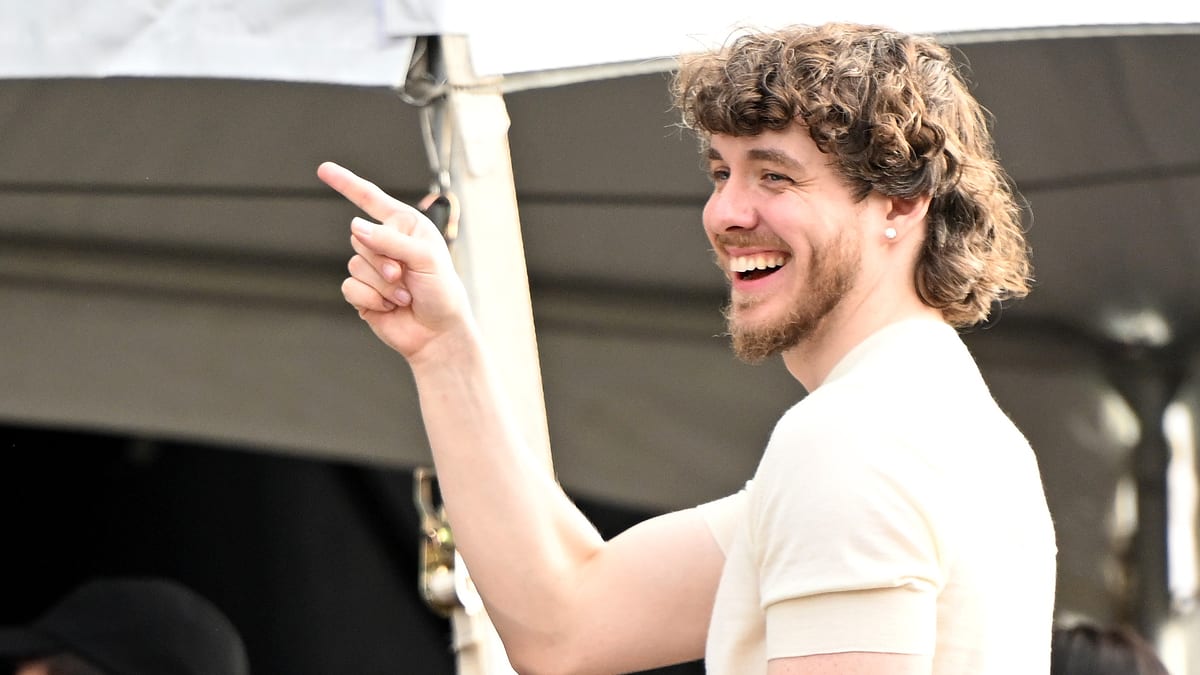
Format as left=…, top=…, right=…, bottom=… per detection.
left=459, top=1, right=1200, bottom=76
left=4, top=1, right=1199, bottom=84
left=0, top=1, right=415, bottom=85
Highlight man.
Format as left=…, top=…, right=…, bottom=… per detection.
left=0, top=578, right=250, bottom=675
left=319, top=21, right=1056, bottom=674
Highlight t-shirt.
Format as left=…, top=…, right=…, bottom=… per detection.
left=699, top=319, right=1057, bottom=674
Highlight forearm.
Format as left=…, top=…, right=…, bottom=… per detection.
left=408, top=325, right=605, bottom=650
left=319, top=161, right=623, bottom=663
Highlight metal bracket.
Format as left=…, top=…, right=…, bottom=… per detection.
left=414, top=466, right=459, bottom=617
left=398, top=36, right=463, bottom=247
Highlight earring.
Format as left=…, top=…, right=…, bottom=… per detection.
left=884, top=227, right=897, bottom=240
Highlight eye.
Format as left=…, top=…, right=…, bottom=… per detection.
left=763, top=172, right=793, bottom=184
left=708, top=167, right=730, bottom=183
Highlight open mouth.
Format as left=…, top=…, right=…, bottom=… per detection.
left=729, top=253, right=789, bottom=281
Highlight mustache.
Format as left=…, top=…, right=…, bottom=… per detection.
left=712, top=231, right=792, bottom=251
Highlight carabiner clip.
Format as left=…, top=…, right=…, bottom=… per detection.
left=414, top=467, right=459, bottom=617
left=418, top=190, right=460, bottom=245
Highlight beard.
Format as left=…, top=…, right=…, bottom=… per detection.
left=724, top=232, right=860, bottom=364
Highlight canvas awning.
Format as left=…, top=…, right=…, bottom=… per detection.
left=4, top=3, right=1200, bottom=662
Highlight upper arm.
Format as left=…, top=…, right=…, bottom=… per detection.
left=753, top=407, right=944, bottom=658
left=559, top=507, right=726, bottom=674
left=768, top=652, right=931, bottom=675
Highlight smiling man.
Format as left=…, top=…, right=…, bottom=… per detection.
left=320, top=21, right=1056, bottom=675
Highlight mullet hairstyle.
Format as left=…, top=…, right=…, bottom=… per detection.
left=672, top=22, right=1032, bottom=327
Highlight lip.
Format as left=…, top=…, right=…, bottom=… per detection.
left=726, top=253, right=792, bottom=295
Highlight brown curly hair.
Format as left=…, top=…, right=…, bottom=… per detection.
left=672, top=22, right=1031, bottom=327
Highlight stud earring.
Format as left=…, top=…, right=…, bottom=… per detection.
left=884, top=227, right=898, bottom=240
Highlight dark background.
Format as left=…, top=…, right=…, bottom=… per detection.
left=1, top=424, right=702, bottom=674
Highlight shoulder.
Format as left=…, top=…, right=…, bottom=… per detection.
left=764, top=383, right=906, bottom=477
left=750, top=390, right=952, bottom=569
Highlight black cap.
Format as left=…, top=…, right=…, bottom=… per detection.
left=0, top=578, right=249, bottom=675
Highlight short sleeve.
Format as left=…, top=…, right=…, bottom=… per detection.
left=752, top=411, right=945, bottom=657
left=696, top=484, right=749, bottom=555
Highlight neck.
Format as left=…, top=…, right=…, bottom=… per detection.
left=781, top=284, right=945, bottom=392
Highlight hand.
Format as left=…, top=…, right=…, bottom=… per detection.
left=317, top=161, right=473, bottom=362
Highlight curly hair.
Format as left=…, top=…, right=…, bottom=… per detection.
left=672, top=22, right=1031, bottom=327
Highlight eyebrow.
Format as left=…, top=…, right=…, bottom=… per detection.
left=706, top=146, right=807, bottom=172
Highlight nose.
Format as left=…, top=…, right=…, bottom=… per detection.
left=703, top=180, right=757, bottom=237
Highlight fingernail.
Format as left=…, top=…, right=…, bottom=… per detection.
left=381, top=300, right=397, bottom=311
left=351, top=217, right=374, bottom=238
left=393, top=288, right=412, bottom=306
left=382, top=261, right=400, bottom=281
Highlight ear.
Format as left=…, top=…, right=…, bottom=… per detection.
left=886, top=193, right=932, bottom=233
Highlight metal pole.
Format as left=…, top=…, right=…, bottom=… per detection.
left=423, top=33, right=553, bottom=675
left=1107, top=346, right=1183, bottom=644
left=439, top=37, right=553, bottom=464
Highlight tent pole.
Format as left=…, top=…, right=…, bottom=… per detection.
left=1106, top=346, right=1184, bottom=644
left=424, top=33, right=553, bottom=675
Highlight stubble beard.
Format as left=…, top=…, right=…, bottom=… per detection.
left=724, top=233, right=860, bottom=364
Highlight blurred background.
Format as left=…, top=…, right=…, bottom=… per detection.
left=2, top=2, right=1199, bottom=673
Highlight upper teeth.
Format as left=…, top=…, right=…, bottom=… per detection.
left=729, top=254, right=788, bottom=273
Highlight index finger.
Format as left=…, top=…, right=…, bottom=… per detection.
left=317, top=161, right=419, bottom=224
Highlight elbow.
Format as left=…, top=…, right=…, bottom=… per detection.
left=503, top=633, right=592, bottom=675
left=506, top=653, right=559, bottom=675
left=504, top=647, right=572, bottom=675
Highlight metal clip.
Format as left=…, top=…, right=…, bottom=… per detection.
left=414, top=466, right=459, bottom=617
left=418, top=190, right=460, bottom=245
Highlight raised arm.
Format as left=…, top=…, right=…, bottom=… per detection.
left=317, top=162, right=724, bottom=674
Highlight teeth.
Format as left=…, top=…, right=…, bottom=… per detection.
left=729, top=253, right=788, bottom=273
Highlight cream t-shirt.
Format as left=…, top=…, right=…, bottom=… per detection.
left=699, top=319, right=1056, bottom=674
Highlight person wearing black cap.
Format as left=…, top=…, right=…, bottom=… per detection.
left=1051, top=621, right=1171, bottom=675
left=0, top=577, right=249, bottom=675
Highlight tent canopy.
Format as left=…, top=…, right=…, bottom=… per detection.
left=6, top=1, right=1199, bottom=83
left=3, top=0, right=1199, bottom=505
left=4, top=1, right=1200, bottom=646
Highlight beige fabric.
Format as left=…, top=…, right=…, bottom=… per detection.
left=698, top=319, right=1057, bottom=674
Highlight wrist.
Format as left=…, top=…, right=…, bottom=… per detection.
left=406, top=318, right=484, bottom=375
